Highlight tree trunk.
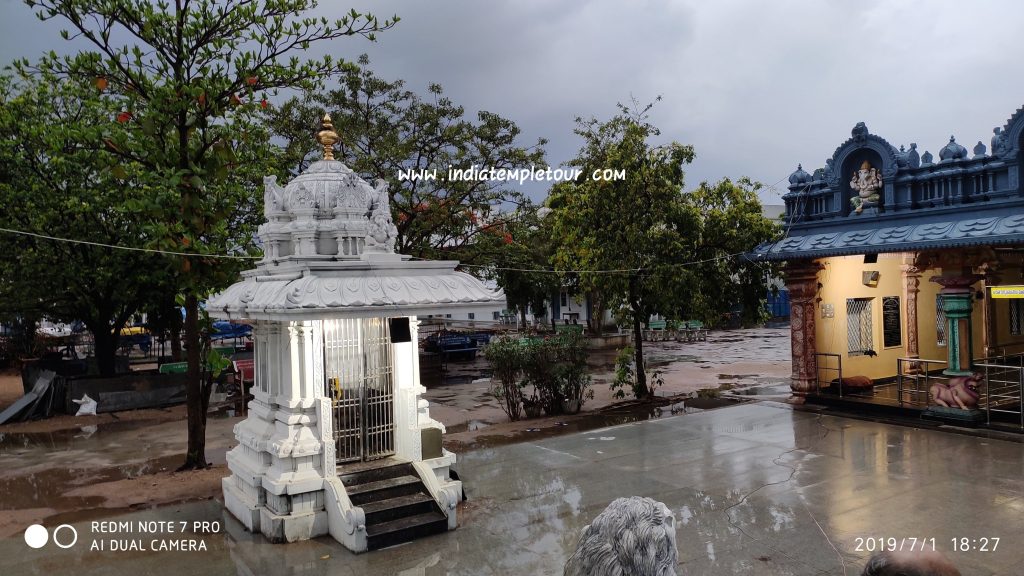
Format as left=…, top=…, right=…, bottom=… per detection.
left=629, top=277, right=649, bottom=400
left=180, top=293, right=209, bottom=470
left=520, top=307, right=527, bottom=331
left=92, top=328, right=120, bottom=376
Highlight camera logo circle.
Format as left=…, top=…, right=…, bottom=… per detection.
left=24, top=524, right=77, bottom=549
left=53, top=524, right=78, bottom=549
left=24, top=524, right=48, bottom=549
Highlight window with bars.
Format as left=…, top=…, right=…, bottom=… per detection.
left=936, top=295, right=947, bottom=346
left=1011, top=300, right=1022, bottom=336
left=847, top=298, right=874, bottom=355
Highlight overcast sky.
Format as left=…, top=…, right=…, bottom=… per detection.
left=3, top=0, right=1024, bottom=205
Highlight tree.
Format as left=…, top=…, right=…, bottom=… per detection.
left=0, top=71, right=173, bottom=374
left=549, top=100, right=696, bottom=400
left=549, top=99, right=779, bottom=400
left=489, top=206, right=561, bottom=330
left=265, top=57, right=548, bottom=264
left=20, top=0, right=397, bottom=470
left=681, top=177, right=782, bottom=327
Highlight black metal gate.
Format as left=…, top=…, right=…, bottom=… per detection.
left=323, top=318, right=396, bottom=463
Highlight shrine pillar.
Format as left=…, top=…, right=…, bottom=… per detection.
left=784, top=260, right=823, bottom=398
left=901, top=257, right=922, bottom=372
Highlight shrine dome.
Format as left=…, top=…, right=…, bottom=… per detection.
left=788, top=164, right=812, bottom=186
left=938, top=135, right=968, bottom=162
left=208, top=114, right=505, bottom=320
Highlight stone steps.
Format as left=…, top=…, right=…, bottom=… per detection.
left=339, top=461, right=448, bottom=550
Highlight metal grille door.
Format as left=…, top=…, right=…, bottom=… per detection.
left=846, top=298, right=873, bottom=354
left=936, top=295, right=947, bottom=346
left=323, top=318, right=396, bottom=463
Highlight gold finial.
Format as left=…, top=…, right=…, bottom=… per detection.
left=860, top=160, right=872, bottom=170
left=316, top=113, right=339, bottom=160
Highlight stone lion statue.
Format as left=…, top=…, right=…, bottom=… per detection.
left=564, top=496, right=678, bottom=576
left=930, top=373, right=982, bottom=410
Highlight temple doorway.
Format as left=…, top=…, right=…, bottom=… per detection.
left=323, top=318, right=396, bottom=463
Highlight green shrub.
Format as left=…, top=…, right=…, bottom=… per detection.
left=483, top=337, right=525, bottom=421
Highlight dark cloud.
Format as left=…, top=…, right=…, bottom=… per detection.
left=4, top=0, right=1024, bottom=204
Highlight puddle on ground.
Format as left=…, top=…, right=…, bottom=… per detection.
left=0, top=453, right=182, bottom=512
left=447, top=395, right=744, bottom=451
left=448, top=420, right=491, bottom=434
left=0, top=418, right=154, bottom=453
left=730, top=383, right=793, bottom=397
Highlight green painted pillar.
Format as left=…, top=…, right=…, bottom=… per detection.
left=931, top=275, right=981, bottom=376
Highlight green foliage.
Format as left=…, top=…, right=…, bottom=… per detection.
left=610, top=345, right=664, bottom=400
left=0, top=71, right=175, bottom=374
left=489, top=206, right=561, bottom=329
left=548, top=98, right=781, bottom=396
left=610, top=345, right=634, bottom=400
left=265, top=57, right=547, bottom=266
left=14, top=0, right=397, bottom=468
left=483, top=337, right=525, bottom=421
left=205, top=346, right=232, bottom=380
left=549, top=98, right=696, bottom=398
left=484, top=332, right=593, bottom=420
left=680, top=177, right=782, bottom=327
left=522, top=337, right=562, bottom=416
left=554, top=329, right=592, bottom=408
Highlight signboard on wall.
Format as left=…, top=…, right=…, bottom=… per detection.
left=882, top=296, right=901, bottom=348
left=990, top=286, right=1024, bottom=299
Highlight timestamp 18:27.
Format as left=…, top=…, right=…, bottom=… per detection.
left=855, top=537, right=1000, bottom=552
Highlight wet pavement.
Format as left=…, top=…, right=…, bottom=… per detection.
left=0, top=414, right=239, bottom=536
left=2, top=402, right=1022, bottom=575
left=424, top=327, right=792, bottom=436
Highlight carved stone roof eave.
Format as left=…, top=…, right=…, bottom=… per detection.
left=827, top=129, right=900, bottom=187
left=1000, top=104, right=1024, bottom=159
left=208, top=268, right=506, bottom=321
left=750, top=213, right=1024, bottom=262
left=209, top=114, right=507, bottom=322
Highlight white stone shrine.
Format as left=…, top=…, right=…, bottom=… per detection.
left=208, top=115, right=505, bottom=552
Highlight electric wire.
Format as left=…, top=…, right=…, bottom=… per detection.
left=0, top=172, right=796, bottom=272
left=0, top=226, right=261, bottom=260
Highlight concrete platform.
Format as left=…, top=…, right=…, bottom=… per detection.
left=2, top=402, right=1022, bottom=575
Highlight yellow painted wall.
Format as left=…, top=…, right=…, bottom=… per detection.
left=814, top=253, right=985, bottom=381
left=991, top=265, right=1024, bottom=355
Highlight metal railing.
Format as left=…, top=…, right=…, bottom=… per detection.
left=975, top=352, right=1024, bottom=429
left=896, top=357, right=948, bottom=408
left=815, top=352, right=843, bottom=396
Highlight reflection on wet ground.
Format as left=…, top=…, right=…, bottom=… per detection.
left=0, top=419, right=153, bottom=452
left=424, top=328, right=792, bottom=445
left=3, top=402, right=1022, bottom=576
left=445, top=395, right=740, bottom=451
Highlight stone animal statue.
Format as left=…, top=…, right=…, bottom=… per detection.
left=366, top=178, right=398, bottom=252
left=262, top=175, right=286, bottom=215
left=930, top=374, right=982, bottom=410
left=564, top=496, right=678, bottom=576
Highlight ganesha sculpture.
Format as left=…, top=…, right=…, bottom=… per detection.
left=849, top=160, right=883, bottom=215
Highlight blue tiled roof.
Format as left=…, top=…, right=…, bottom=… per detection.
left=753, top=213, right=1024, bottom=261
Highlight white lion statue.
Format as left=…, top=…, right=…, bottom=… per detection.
left=564, top=496, right=678, bottom=576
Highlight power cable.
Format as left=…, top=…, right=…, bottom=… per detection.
left=0, top=226, right=261, bottom=260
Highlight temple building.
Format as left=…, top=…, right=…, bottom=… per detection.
left=208, top=116, right=506, bottom=551
left=754, top=107, right=1024, bottom=430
